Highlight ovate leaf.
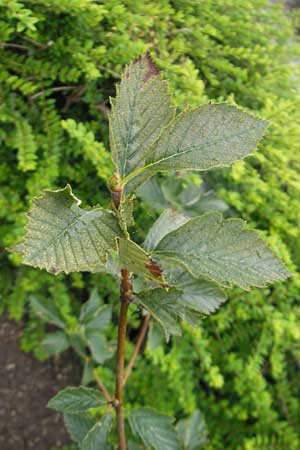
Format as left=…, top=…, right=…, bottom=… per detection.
left=145, top=103, right=267, bottom=173
left=144, top=209, right=189, bottom=251
left=129, top=407, right=181, bottom=450
left=81, top=414, right=112, bottom=450
left=109, top=53, right=174, bottom=179
left=41, top=331, right=69, bottom=356
left=119, top=238, right=165, bottom=286
left=176, top=410, right=208, bottom=450
left=22, top=185, right=122, bottom=274
left=156, top=212, right=290, bottom=290
left=47, top=387, right=106, bottom=413
left=64, top=413, right=96, bottom=444
left=30, top=296, right=65, bottom=328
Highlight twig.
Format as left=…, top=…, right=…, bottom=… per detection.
left=98, top=64, right=121, bottom=79
left=62, top=85, right=86, bottom=112
left=30, top=86, right=76, bottom=100
left=17, top=34, right=51, bottom=49
left=115, top=268, right=131, bottom=450
left=0, top=42, right=29, bottom=51
left=93, top=368, right=113, bottom=403
left=123, top=314, right=150, bottom=387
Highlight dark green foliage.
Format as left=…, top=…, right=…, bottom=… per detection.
left=1, top=1, right=300, bottom=449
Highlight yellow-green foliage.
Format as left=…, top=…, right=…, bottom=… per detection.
left=1, top=1, right=300, bottom=449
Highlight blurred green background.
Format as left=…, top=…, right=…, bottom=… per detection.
left=1, top=0, right=300, bottom=449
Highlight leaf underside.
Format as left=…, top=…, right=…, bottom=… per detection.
left=129, top=407, right=181, bottom=450
left=155, top=212, right=290, bottom=290
left=22, top=185, right=122, bottom=274
left=109, top=53, right=175, bottom=179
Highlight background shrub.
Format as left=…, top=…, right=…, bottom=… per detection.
left=1, top=1, right=300, bottom=448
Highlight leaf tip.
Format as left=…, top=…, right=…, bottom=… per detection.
left=134, top=51, right=160, bottom=82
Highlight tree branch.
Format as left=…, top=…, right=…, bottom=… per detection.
left=93, top=368, right=113, bottom=403
left=123, top=314, right=150, bottom=387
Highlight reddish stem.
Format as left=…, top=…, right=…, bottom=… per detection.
left=123, top=314, right=150, bottom=387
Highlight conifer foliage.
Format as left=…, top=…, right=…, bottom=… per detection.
left=18, top=55, right=290, bottom=450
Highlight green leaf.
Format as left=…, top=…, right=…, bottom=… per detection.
left=69, top=333, right=86, bottom=358
left=145, top=103, right=267, bottom=173
left=30, top=296, right=65, bottom=328
left=22, top=185, right=122, bottom=274
left=163, top=264, right=227, bottom=315
left=41, top=331, right=69, bottom=356
left=144, top=209, right=189, bottom=251
left=81, top=414, right=112, bottom=450
left=64, top=412, right=96, bottom=444
left=136, top=176, right=170, bottom=210
left=135, top=288, right=201, bottom=341
left=85, top=330, right=114, bottom=364
left=47, top=387, right=106, bottom=413
left=155, top=212, right=290, bottom=290
left=129, top=407, right=181, bottom=450
left=80, top=289, right=102, bottom=323
left=119, top=238, right=165, bottom=285
left=176, top=410, right=208, bottom=450
left=84, top=305, right=112, bottom=332
left=109, top=53, right=174, bottom=179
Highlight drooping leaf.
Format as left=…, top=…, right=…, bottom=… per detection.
left=135, top=288, right=202, bottom=341
left=81, top=414, right=112, bottom=450
left=80, top=289, right=102, bottom=323
left=143, top=209, right=189, bottom=251
left=41, top=331, right=69, bottom=356
left=109, top=53, right=175, bottom=179
left=155, top=212, right=290, bottom=290
left=129, top=407, right=181, bottom=450
left=119, top=238, right=165, bottom=286
left=22, top=185, right=122, bottom=274
left=85, top=330, right=114, bottom=364
left=176, top=410, right=208, bottom=450
left=30, top=296, right=65, bottom=328
left=145, top=103, right=267, bottom=173
left=47, top=387, right=106, bottom=413
left=64, top=412, right=96, bottom=444
left=163, top=264, right=227, bottom=314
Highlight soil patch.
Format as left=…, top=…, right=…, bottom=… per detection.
left=0, top=318, right=80, bottom=450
